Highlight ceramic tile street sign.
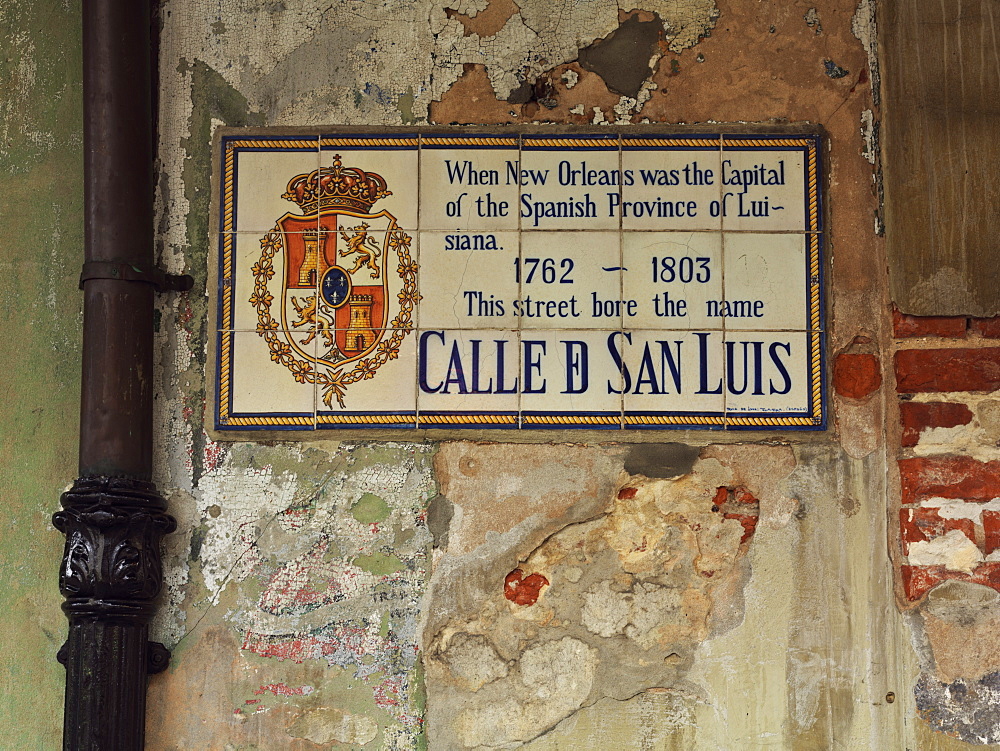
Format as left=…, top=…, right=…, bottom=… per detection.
left=212, top=129, right=824, bottom=434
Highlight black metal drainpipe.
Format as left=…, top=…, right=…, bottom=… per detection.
left=54, top=1, right=190, bottom=748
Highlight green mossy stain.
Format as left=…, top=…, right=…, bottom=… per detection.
left=178, top=59, right=264, bottom=485
left=398, top=86, right=417, bottom=124
left=351, top=493, right=391, bottom=524
left=189, top=523, right=208, bottom=561
left=352, top=552, right=405, bottom=575
left=0, top=2, right=83, bottom=747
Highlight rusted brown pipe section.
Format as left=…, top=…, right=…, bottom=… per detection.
left=79, top=0, right=156, bottom=479
left=54, top=1, right=184, bottom=748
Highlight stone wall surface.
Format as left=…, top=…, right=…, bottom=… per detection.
left=7, top=0, right=1000, bottom=748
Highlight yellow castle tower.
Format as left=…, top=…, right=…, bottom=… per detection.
left=297, top=230, right=330, bottom=287
left=344, top=294, right=377, bottom=352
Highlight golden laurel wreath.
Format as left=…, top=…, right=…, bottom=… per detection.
left=249, top=226, right=419, bottom=409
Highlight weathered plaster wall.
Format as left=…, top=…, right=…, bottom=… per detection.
left=2, top=0, right=995, bottom=748
left=0, top=2, right=82, bottom=747
left=142, top=0, right=930, bottom=748
left=4, top=0, right=995, bottom=748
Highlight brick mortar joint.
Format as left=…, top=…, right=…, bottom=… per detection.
left=891, top=336, right=1000, bottom=352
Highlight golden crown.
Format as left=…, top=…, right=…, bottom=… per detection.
left=282, top=155, right=391, bottom=214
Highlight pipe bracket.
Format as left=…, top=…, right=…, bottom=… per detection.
left=80, top=261, right=194, bottom=292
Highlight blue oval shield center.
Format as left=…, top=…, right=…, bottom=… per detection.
left=320, top=266, right=352, bottom=308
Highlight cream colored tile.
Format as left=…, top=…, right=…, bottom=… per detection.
left=317, top=142, right=419, bottom=231
left=621, top=140, right=722, bottom=231
left=720, top=144, right=807, bottom=231
left=231, top=144, right=319, bottom=233
left=723, top=233, right=807, bottom=331
left=621, top=330, right=726, bottom=422
left=723, top=331, right=813, bottom=417
left=519, top=231, right=621, bottom=329
left=314, top=328, right=418, bottom=426
left=519, top=329, right=623, bottom=428
left=622, top=231, right=723, bottom=330
left=520, top=136, right=620, bottom=230
left=230, top=232, right=280, bottom=331
left=418, top=231, right=519, bottom=329
left=419, top=141, right=519, bottom=231
left=416, top=329, right=520, bottom=420
left=227, top=329, right=316, bottom=421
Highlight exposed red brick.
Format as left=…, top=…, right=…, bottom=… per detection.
left=902, top=563, right=1000, bottom=601
left=984, top=511, right=1000, bottom=555
left=617, top=487, right=638, bottom=500
left=895, top=348, right=1000, bottom=393
left=972, top=317, right=1000, bottom=338
left=734, top=487, right=758, bottom=504
left=899, top=457, right=1000, bottom=504
left=712, top=486, right=728, bottom=507
left=899, top=507, right=976, bottom=554
left=833, top=353, right=882, bottom=399
left=893, top=308, right=967, bottom=338
left=504, top=569, right=549, bottom=606
left=899, top=401, right=974, bottom=447
left=724, top=513, right=758, bottom=544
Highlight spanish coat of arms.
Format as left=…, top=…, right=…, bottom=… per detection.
left=249, top=155, right=419, bottom=408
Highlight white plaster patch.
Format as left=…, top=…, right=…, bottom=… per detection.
left=906, top=390, right=1000, bottom=461
left=162, top=0, right=717, bottom=127
left=851, top=0, right=880, bottom=104
left=446, top=0, right=489, bottom=16
left=921, top=497, right=1000, bottom=524
left=860, top=109, right=876, bottom=164
left=196, top=461, right=303, bottom=601
left=908, top=529, right=984, bottom=574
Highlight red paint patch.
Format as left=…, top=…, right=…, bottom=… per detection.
left=724, top=513, right=758, bottom=544
left=618, top=487, right=638, bottom=499
left=254, top=682, right=314, bottom=697
left=902, top=563, right=1000, bottom=601
left=504, top=568, right=549, bottom=606
left=972, top=317, right=1000, bottom=338
left=712, top=486, right=728, bottom=506
left=983, top=511, right=1000, bottom=555
left=899, top=401, right=974, bottom=447
left=899, top=507, right=976, bottom=554
left=895, top=348, right=1000, bottom=393
left=714, top=486, right=759, bottom=543
left=892, top=308, right=967, bottom=339
left=899, top=457, right=1000, bottom=504
left=833, top=352, right=882, bottom=399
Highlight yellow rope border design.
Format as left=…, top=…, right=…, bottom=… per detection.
left=216, top=133, right=826, bottom=432
left=317, top=414, right=416, bottom=424
left=421, top=137, right=517, bottom=146
left=721, top=138, right=812, bottom=147
left=522, top=138, right=618, bottom=148
left=624, top=415, right=725, bottom=425
left=521, top=415, right=620, bottom=425
left=319, top=138, right=417, bottom=148
left=623, top=138, right=720, bottom=148
left=223, top=416, right=314, bottom=427
left=417, top=414, right=518, bottom=425
left=226, top=138, right=318, bottom=151
left=218, top=330, right=232, bottom=423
